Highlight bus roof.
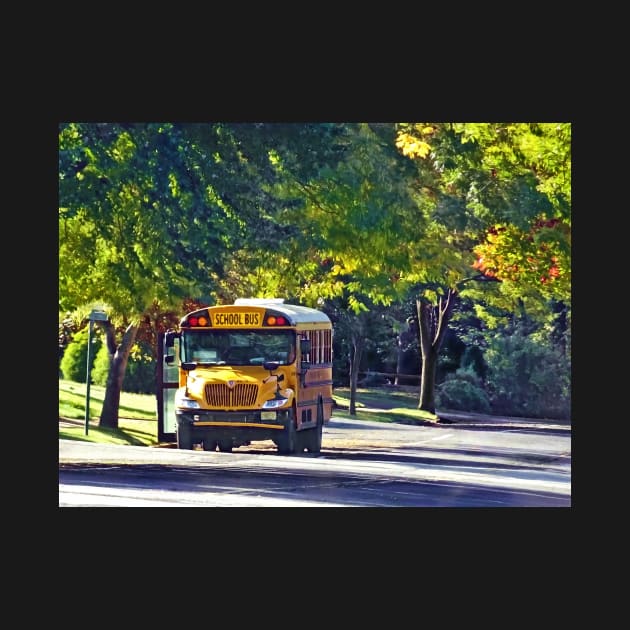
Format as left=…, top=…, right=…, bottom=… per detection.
left=232, top=299, right=331, bottom=325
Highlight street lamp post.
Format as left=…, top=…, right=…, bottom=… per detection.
left=84, top=310, right=108, bottom=436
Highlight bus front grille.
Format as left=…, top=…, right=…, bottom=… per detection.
left=204, top=383, right=259, bottom=408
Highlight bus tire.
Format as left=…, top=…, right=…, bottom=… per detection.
left=177, top=422, right=193, bottom=450
left=203, top=439, right=218, bottom=451
left=276, top=413, right=300, bottom=454
left=218, top=440, right=233, bottom=453
left=305, top=399, right=324, bottom=453
left=294, top=430, right=305, bottom=454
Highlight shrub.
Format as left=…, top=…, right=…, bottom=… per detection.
left=123, top=346, right=157, bottom=394
left=484, top=328, right=570, bottom=420
left=436, top=367, right=491, bottom=413
left=59, top=327, right=102, bottom=383
left=361, top=370, right=389, bottom=386
left=91, top=344, right=111, bottom=387
left=460, top=345, right=487, bottom=381
left=91, top=341, right=157, bottom=395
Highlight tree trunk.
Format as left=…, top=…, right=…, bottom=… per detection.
left=418, top=344, right=439, bottom=412
left=394, top=333, right=403, bottom=386
left=348, top=335, right=364, bottom=415
left=99, top=322, right=139, bottom=429
left=416, top=291, right=456, bottom=414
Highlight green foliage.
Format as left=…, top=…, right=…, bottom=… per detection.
left=484, top=326, right=570, bottom=420
left=266, top=123, right=428, bottom=308
left=436, top=367, right=491, bottom=413
left=59, top=327, right=102, bottom=383
left=91, top=344, right=110, bottom=387
left=460, top=344, right=488, bottom=381
left=437, top=329, right=466, bottom=379
left=397, top=122, right=571, bottom=310
left=122, top=342, right=157, bottom=394
left=59, top=122, right=570, bottom=422
left=91, top=341, right=156, bottom=394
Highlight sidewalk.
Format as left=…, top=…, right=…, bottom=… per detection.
left=59, top=417, right=84, bottom=428
left=436, top=409, right=571, bottom=430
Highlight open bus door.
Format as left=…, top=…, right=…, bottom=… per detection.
left=156, top=330, right=180, bottom=443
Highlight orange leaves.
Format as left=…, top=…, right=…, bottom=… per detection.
left=472, top=219, right=567, bottom=289
left=471, top=255, right=499, bottom=279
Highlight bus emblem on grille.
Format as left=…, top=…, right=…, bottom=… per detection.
left=227, top=380, right=235, bottom=388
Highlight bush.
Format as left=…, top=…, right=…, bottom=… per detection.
left=484, top=328, right=570, bottom=420
left=123, top=345, right=157, bottom=394
left=91, top=344, right=111, bottom=387
left=59, top=327, right=102, bottom=383
left=361, top=370, right=390, bottom=386
left=460, top=345, right=487, bottom=381
left=436, top=367, right=491, bottom=413
left=91, top=341, right=157, bottom=395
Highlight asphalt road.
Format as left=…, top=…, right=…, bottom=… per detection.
left=59, top=413, right=571, bottom=507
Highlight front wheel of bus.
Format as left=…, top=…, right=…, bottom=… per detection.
left=305, top=399, right=324, bottom=454
left=177, top=422, right=193, bottom=450
left=276, top=413, right=299, bottom=454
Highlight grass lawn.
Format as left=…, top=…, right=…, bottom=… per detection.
left=59, top=380, right=436, bottom=447
left=59, top=379, right=159, bottom=446
left=332, top=386, right=438, bottom=425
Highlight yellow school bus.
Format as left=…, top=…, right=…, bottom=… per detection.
left=163, top=299, right=334, bottom=454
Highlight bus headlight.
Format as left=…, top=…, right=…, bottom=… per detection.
left=262, top=396, right=289, bottom=409
left=175, top=391, right=201, bottom=409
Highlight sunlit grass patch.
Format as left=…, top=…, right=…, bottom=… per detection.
left=59, top=380, right=156, bottom=420
left=332, top=386, right=437, bottom=425
left=59, top=417, right=158, bottom=446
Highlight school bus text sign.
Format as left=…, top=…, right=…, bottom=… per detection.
left=212, top=311, right=262, bottom=327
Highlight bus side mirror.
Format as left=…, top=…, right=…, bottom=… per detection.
left=164, top=330, right=179, bottom=364
left=300, top=338, right=311, bottom=355
left=300, top=360, right=310, bottom=387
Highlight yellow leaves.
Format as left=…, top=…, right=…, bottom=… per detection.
left=110, top=131, right=136, bottom=163
left=331, top=259, right=358, bottom=275
left=424, top=289, right=438, bottom=303
left=348, top=294, right=369, bottom=314
left=168, top=172, right=179, bottom=197
left=268, top=149, right=282, bottom=170
left=445, top=268, right=460, bottom=287
left=395, top=132, right=431, bottom=159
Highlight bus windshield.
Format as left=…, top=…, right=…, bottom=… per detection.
left=182, top=329, right=296, bottom=366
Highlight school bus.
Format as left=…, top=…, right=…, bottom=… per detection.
left=162, top=298, right=334, bottom=454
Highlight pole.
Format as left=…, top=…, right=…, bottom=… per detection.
left=84, top=319, right=94, bottom=436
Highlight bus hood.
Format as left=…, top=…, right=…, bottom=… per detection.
left=187, top=365, right=261, bottom=386
left=184, top=365, right=290, bottom=406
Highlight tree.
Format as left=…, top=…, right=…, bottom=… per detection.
left=393, top=122, right=571, bottom=413
left=59, top=123, right=246, bottom=427
left=59, top=122, right=349, bottom=426
left=59, top=121, right=571, bottom=425
left=253, top=123, right=429, bottom=413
